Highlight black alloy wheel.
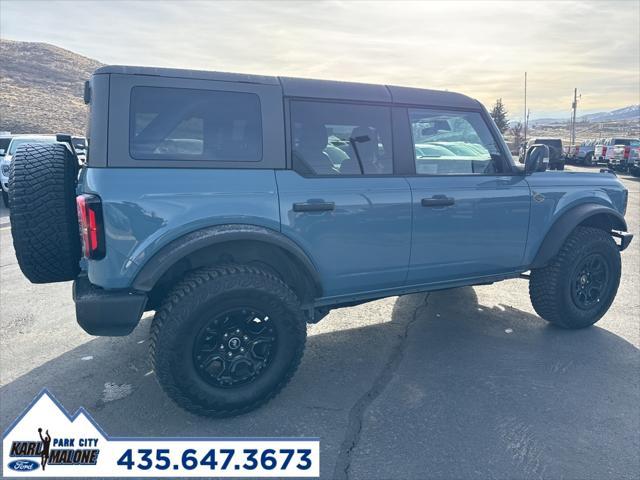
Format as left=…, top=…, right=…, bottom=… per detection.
left=192, top=308, right=278, bottom=388
left=571, top=253, right=609, bottom=310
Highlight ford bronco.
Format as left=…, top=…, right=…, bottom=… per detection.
left=8, top=66, right=633, bottom=417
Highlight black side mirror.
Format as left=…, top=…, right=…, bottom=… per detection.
left=524, top=144, right=549, bottom=174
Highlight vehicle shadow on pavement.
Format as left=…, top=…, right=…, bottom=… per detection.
left=347, top=287, right=640, bottom=480
left=1, top=288, right=638, bottom=479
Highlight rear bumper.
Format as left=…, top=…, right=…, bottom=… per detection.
left=73, top=274, right=147, bottom=336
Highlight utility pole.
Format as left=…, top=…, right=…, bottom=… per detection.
left=570, top=88, right=580, bottom=145
left=523, top=72, right=528, bottom=144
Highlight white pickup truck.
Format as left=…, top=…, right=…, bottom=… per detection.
left=610, top=139, right=640, bottom=172
left=594, top=138, right=638, bottom=164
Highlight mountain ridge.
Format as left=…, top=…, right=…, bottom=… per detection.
left=0, top=39, right=103, bottom=134
left=1, top=39, right=638, bottom=134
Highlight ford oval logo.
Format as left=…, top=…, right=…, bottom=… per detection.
left=8, top=459, right=39, bottom=471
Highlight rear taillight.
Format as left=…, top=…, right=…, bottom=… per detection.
left=574, top=146, right=579, bottom=154
left=76, top=194, right=105, bottom=259
left=623, top=146, right=630, bottom=159
left=602, top=146, right=607, bottom=156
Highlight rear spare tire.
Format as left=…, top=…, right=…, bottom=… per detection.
left=9, top=143, right=81, bottom=283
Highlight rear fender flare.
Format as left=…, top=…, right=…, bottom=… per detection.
left=132, top=224, right=322, bottom=297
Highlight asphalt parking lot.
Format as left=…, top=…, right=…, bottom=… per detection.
left=1, top=165, right=638, bottom=479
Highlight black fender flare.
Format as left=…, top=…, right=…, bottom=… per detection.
left=131, top=224, right=323, bottom=297
left=530, top=203, right=628, bottom=268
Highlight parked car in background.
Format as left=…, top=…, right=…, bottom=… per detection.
left=567, top=139, right=600, bottom=166
left=1, top=135, right=57, bottom=207
left=526, top=138, right=564, bottom=170
left=610, top=139, right=640, bottom=172
left=0, top=133, right=12, bottom=206
left=594, top=138, right=637, bottom=164
left=628, top=146, right=640, bottom=177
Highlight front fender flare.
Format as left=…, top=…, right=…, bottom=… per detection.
left=131, top=224, right=322, bottom=297
left=530, top=203, right=628, bottom=268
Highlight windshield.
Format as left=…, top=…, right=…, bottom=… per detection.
left=8, top=138, right=54, bottom=155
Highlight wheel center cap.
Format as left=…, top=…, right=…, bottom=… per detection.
left=228, top=337, right=241, bottom=350
left=580, top=274, right=588, bottom=285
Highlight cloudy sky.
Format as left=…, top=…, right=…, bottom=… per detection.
left=2, top=0, right=638, bottom=119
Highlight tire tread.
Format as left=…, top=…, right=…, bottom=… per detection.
left=9, top=143, right=80, bottom=283
left=150, top=264, right=306, bottom=417
left=529, top=226, right=620, bottom=328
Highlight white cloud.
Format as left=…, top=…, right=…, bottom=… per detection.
left=1, top=0, right=638, bottom=118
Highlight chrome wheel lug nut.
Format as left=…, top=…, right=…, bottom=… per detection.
left=227, top=352, right=233, bottom=358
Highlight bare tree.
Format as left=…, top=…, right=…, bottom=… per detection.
left=510, top=121, right=523, bottom=147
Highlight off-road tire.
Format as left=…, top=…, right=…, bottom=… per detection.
left=150, top=265, right=307, bottom=417
left=9, top=143, right=81, bottom=283
left=529, top=227, right=621, bottom=328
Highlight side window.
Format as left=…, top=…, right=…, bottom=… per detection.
left=290, top=101, right=393, bottom=175
left=409, top=108, right=504, bottom=175
left=130, top=86, right=262, bottom=161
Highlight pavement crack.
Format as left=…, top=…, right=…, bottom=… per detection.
left=332, top=294, right=429, bottom=480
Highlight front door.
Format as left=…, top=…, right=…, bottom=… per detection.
left=404, top=107, right=531, bottom=285
left=277, top=100, right=412, bottom=298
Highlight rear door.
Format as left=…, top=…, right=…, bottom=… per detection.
left=403, top=107, right=531, bottom=285
left=276, top=100, right=412, bottom=298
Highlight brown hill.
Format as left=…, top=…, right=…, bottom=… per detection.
left=0, top=39, right=103, bottom=135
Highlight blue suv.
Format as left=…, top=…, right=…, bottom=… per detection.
left=8, top=66, right=633, bottom=417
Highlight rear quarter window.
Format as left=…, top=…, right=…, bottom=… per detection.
left=130, top=86, right=262, bottom=162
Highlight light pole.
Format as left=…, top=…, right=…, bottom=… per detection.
left=570, top=88, right=580, bottom=145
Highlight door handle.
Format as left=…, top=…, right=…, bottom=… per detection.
left=293, top=201, right=335, bottom=212
left=421, top=196, right=455, bottom=207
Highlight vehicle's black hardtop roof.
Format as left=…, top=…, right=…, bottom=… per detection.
left=95, top=65, right=480, bottom=109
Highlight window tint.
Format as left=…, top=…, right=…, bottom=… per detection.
left=130, top=87, right=262, bottom=161
left=291, top=101, right=393, bottom=175
left=409, top=109, right=503, bottom=175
